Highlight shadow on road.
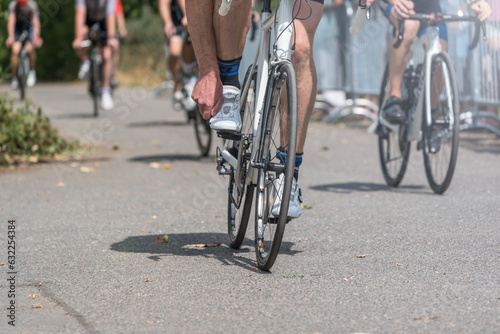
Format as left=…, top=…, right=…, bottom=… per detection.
left=52, top=113, right=97, bottom=119
left=127, top=120, right=189, bottom=128
left=310, top=182, right=425, bottom=194
left=129, top=154, right=213, bottom=163
left=110, top=233, right=300, bottom=273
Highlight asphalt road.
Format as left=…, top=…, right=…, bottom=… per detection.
left=0, top=83, right=499, bottom=333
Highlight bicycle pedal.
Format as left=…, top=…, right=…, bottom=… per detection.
left=217, top=132, right=242, bottom=141
left=216, top=147, right=232, bottom=175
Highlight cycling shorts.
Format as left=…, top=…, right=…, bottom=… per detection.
left=86, top=17, right=108, bottom=46
left=15, top=25, right=33, bottom=42
left=386, top=1, right=448, bottom=42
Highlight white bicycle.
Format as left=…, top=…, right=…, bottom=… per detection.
left=216, top=0, right=301, bottom=270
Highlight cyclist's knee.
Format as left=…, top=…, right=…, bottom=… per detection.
left=11, top=43, right=21, bottom=56
left=24, top=43, right=34, bottom=53
left=102, top=47, right=112, bottom=61
left=401, top=20, right=419, bottom=45
left=292, top=38, right=313, bottom=70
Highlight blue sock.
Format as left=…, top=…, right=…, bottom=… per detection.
left=218, top=57, right=241, bottom=89
left=277, top=148, right=303, bottom=180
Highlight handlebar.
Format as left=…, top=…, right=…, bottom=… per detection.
left=393, top=13, right=486, bottom=50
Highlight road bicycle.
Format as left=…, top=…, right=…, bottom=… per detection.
left=376, top=11, right=485, bottom=194
left=17, top=31, right=30, bottom=101
left=352, top=2, right=485, bottom=194
left=81, top=24, right=105, bottom=117
left=216, top=0, right=299, bottom=270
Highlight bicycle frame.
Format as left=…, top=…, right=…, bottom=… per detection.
left=220, top=0, right=295, bottom=184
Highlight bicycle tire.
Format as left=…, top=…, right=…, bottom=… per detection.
left=18, top=53, right=26, bottom=101
left=227, top=65, right=257, bottom=249
left=193, top=109, right=212, bottom=157
left=90, top=55, right=99, bottom=117
left=422, top=52, right=460, bottom=194
left=378, top=63, right=411, bottom=187
left=255, top=62, right=298, bottom=271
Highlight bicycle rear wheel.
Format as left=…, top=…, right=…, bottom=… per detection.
left=422, top=52, right=459, bottom=194
left=378, top=64, right=410, bottom=187
left=193, top=109, right=212, bottom=157
left=255, top=62, right=298, bottom=271
left=227, top=66, right=256, bottom=249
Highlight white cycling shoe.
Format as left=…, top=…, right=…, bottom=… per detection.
left=11, top=78, right=19, bottom=90
left=209, top=85, right=242, bottom=133
left=27, top=70, right=36, bottom=87
left=78, top=60, right=91, bottom=80
left=173, top=91, right=183, bottom=111
left=271, top=173, right=302, bottom=219
left=182, top=76, right=198, bottom=111
left=101, top=90, right=114, bottom=110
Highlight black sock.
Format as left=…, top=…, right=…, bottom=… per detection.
left=277, top=148, right=303, bottom=181
left=218, top=57, right=241, bottom=89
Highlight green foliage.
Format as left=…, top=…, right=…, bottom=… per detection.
left=0, top=94, right=79, bottom=165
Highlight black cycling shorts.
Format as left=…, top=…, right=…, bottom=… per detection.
left=86, top=17, right=108, bottom=46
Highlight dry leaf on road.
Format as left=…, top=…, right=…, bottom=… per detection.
left=149, top=162, right=160, bottom=169
left=152, top=216, right=157, bottom=220
left=414, top=316, right=440, bottom=321
left=31, top=304, right=43, bottom=308
left=190, top=243, right=223, bottom=248
left=80, top=166, right=95, bottom=173
left=57, top=182, right=65, bottom=187
left=354, top=255, right=366, bottom=258
left=161, top=164, right=171, bottom=170
left=28, top=293, right=36, bottom=299
left=144, top=278, right=153, bottom=282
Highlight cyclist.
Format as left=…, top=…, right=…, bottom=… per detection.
left=111, top=0, right=127, bottom=88
left=162, top=0, right=196, bottom=110
left=72, top=0, right=118, bottom=110
left=382, top=0, right=492, bottom=124
left=5, top=0, right=43, bottom=89
left=185, top=0, right=374, bottom=218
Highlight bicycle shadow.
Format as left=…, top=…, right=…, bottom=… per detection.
left=310, top=182, right=425, bottom=194
left=127, top=120, right=189, bottom=128
left=110, top=232, right=301, bottom=273
left=128, top=154, right=214, bottom=164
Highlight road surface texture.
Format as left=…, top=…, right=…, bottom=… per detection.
left=0, top=83, right=499, bottom=333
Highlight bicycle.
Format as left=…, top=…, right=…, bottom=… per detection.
left=81, top=24, right=105, bottom=118
left=16, top=31, right=30, bottom=101
left=351, top=2, right=486, bottom=194
left=216, top=0, right=299, bottom=270
left=375, top=10, right=485, bottom=194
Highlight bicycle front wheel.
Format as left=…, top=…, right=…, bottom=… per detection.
left=378, top=64, right=410, bottom=187
left=255, top=62, right=298, bottom=271
left=423, top=52, right=460, bottom=194
left=227, top=65, right=256, bottom=249
left=18, top=55, right=26, bottom=101
left=90, top=56, right=99, bottom=117
left=193, top=109, right=212, bottom=157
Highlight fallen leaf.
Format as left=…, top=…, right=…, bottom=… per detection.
left=354, top=255, right=366, bottom=258
left=321, top=146, right=329, bottom=151
left=29, top=156, right=39, bottom=163
left=0, top=263, right=4, bottom=266
left=80, top=166, right=95, bottom=173
left=302, top=204, right=313, bottom=210
left=149, top=162, right=160, bottom=169
left=112, top=145, right=119, bottom=151
left=29, top=293, right=36, bottom=299
left=31, top=144, right=39, bottom=152
left=193, top=170, right=199, bottom=176
left=231, top=253, right=236, bottom=256
left=343, top=276, right=353, bottom=281
left=70, top=162, right=79, bottom=168
left=396, top=263, right=402, bottom=266
left=190, top=243, right=223, bottom=248
left=141, top=229, right=146, bottom=232
left=144, top=278, right=153, bottom=282
left=215, top=214, right=222, bottom=218
left=38, top=283, right=44, bottom=286
left=404, top=280, right=410, bottom=283
left=146, top=320, right=154, bottom=324
left=162, top=235, right=169, bottom=243
left=152, top=215, right=157, bottom=220
left=0, top=206, right=2, bottom=211
left=414, top=316, right=440, bottom=321
left=57, top=182, right=65, bottom=187
left=31, top=304, right=43, bottom=309
left=156, top=236, right=171, bottom=243
left=364, top=194, right=371, bottom=198
left=160, top=164, right=171, bottom=170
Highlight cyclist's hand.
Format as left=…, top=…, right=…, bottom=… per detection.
left=192, top=69, right=223, bottom=120
left=5, top=36, right=14, bottom=48
left=72, top=38, right=83, bottom=50
left=471, top=0, right=492, bottom=22
left=181, top=16, right=188, bottom=29
left=392, top=0, right=414, bottom=19
left=33, top=36, right=43, bottom=48
left=164, top=23, right=176, bottom=40
left=119, top=28, right=128, bottom=39
left=108, top=37, right=119, bottom=50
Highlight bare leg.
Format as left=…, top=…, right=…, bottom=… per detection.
left=291, top=1, right=323, bottom=154
left=388, top=16, right=419, bottom=99
left=168, top=35, right=183, bottom=92
left=101, top=46, right=112, bottom=88
left=10, top=42, right=22, bottom=78
left=25, top=43, right=36, bottom=70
